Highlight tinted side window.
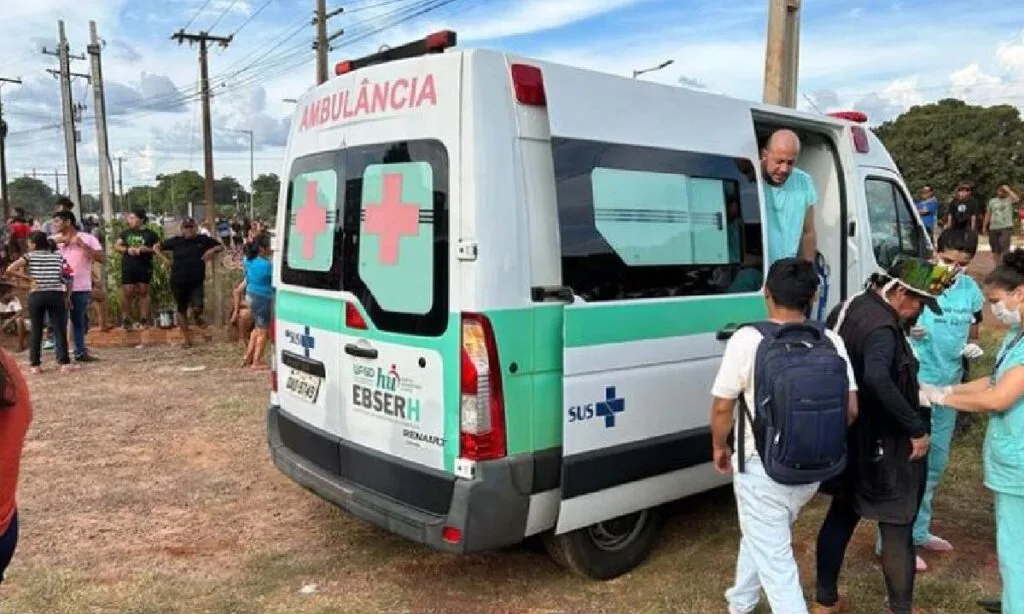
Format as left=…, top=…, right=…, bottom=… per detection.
left=865, top=178, right=923, bottom=269
left=552, top=138, right=762, bottom=302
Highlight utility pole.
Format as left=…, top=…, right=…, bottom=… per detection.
left=0, top=77, right=22, bottom=221
left=762, top=0, right=802, bottom=108
left=314, top=1, right=344, bottom=85
left=173, top=28, right=232, bottom=326
left=87, top=22, right=114, bottom=240
left=43, top=21, right=89, bottom=219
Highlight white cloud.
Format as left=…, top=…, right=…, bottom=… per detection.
left=459, top=0, right=644, bottom=41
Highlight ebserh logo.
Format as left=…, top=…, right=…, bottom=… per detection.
left=596, top=386, right=625, bottom=427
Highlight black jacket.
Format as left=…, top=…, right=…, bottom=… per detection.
left=824, top=290, right=928, bottom=524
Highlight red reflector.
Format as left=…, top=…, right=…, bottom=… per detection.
left=442, top=526, right=462, bottom=544
left=335, top=60, right=353, bottom=76
left=851, top=126, right=870, bottom=153
left=425, top=30, right=456, bottom=52
left=510, top=63, right=546, bottom=106
left=270, top=315, right=278, bottom=392
left=345, top=303, right=368, bottom=329
left=828, top=110, right=868, bottom=123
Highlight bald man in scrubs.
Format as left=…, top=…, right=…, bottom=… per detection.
left=762, top=129, right=818, bottom=266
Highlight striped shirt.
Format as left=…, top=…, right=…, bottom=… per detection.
left=20, top=251, right=67, bottom=292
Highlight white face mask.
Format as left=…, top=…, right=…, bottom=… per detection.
left=992, top=300, right=1022, bottom=327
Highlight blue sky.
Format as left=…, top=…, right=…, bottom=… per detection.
left=1, top=0, right=1022, bottom=197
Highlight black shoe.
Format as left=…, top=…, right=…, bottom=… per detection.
left=978, top=597, right=1001, bottom=613
left=122, top=319, right=132, bottom=331
left=194, top=315, right=207, bottom=328
left=75, top=354, right=98, bottom=363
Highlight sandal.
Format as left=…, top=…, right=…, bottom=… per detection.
left=59, top=364, right=81, bottom=374
left=30, top=366, right=42, bottom=374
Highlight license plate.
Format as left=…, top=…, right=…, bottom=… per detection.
left=285, top=369, right=322, bottom=403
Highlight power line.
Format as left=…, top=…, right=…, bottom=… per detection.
left=230, top=0, right=276, bottom=36
left=182, top=0, right=215, bottom=31
left=208, top=0, right=241, bottom=31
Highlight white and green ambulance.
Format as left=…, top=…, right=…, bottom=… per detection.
left=267, top=30, right=929, bottom=579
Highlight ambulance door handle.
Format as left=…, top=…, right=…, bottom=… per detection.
left=848, top=220, right=857, bottom=237
left=344, top=344, right=378, bottom=360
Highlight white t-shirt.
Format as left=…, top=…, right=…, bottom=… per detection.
left=711, top=323, right=858, bottom=462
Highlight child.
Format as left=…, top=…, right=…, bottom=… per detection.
left=0, top=283, right=26, bottom=352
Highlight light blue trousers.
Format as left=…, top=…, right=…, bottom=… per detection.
left=912, top=405, right=957, bottom=544
left=995, top=492, right=1024, bottom=614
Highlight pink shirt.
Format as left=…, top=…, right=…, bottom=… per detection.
left=58, top=233, right=102, bottom=292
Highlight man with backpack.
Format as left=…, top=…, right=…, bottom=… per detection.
left=813, top=257, right=959, bottom=614
left=711, top=258, right=858, bottom=614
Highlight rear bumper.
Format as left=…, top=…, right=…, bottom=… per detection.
left=267, top=404, right=547, bottom=553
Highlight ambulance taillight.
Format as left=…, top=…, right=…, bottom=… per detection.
left=459, top=313, right=507, bottom=461
left=510, top=63, right=546, bottom=106
left=346, top=302, right=368, bottom=330
left=828, top=110, right=870, bottom=153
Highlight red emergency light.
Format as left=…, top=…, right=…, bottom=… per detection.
left=827, top=110, right=868, bottom=123
left=335, top=30, right=458, bottom=77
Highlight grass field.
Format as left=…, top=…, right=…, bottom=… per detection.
left=0, top=330, right=1006, bottom=613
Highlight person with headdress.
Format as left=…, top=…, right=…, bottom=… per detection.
left=812, top=256, right=959, bottom=614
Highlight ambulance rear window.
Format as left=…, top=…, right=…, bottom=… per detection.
left=281, top=139, right=450, bottom=337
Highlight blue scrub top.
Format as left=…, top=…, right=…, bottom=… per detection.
left=985, top=328, right=1024, bottom=496
left=765, top=168, right=818, bottom=266
left=911, top=274, right=984, bottom=386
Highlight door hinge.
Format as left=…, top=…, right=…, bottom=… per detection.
left=456, top=240, right=478, bottom=261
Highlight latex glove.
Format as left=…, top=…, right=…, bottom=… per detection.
left=961, top=343, right=985, bottom=360
left=920, top=384, right=952, bottom=406
left=918, top=389, right=932, bottom=407
left=909, top=325, right=928, bottom=339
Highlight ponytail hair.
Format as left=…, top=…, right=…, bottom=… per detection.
left=985, top=248, right=1024, bottom=290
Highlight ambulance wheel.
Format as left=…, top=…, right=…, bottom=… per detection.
left=543, top=508, right=662, bottom=580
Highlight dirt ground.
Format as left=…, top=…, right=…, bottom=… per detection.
left=0, top=266, right=1007, bottom=613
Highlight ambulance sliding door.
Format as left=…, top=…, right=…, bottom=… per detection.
left=537, top=62, right=768, bottom=533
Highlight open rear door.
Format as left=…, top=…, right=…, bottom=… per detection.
left=533, top=62, right=767, bottom=534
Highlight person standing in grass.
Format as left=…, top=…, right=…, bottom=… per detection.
left=711, top=258, right=858, bottom=614
left=0, top=346, right=32, bottom=584
left=5, top=232, right=75, bottom=374
left=232, top=233, right=273, bottom=369
left=983, top=184, right=1020, bottom=261
left=891, top=228, right=985, bottom=572
left=114, top=209, right=159, bottom=330
left=155, top=218, right=222, bottom=348
left=51, top=211, right=104, bottom=363
left=922, top=248, right=1024, bottom=614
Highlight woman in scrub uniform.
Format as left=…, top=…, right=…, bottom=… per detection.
left=923, top=249, right=1024, bottom=614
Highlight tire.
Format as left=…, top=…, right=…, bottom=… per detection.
left=543, top=508, right=662, bottom=580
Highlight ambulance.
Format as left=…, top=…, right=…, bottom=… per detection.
left=267, top=30, right=929, bottom=579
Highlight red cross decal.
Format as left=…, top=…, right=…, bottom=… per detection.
left=294, top=180, right=328, bottom=259
left=363, top=173, right=420, bottom=265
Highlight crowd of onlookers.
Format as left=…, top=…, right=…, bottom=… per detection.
left=0, top=199, right=275, bottom=365
left=915, top=182, right=1021, bottom=258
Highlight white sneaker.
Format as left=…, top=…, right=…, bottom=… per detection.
left=916, top=554, right=928, bottom=572
left=920, top=534, right=954, bottom=552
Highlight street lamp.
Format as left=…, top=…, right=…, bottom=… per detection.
left=226, top=129, right=254, bottom=219
left=632, top=59, right=674, bottom=79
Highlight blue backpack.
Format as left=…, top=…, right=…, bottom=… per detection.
left=737, top=321, right=850, bottom=485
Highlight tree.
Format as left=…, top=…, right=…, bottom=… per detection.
left=125, top=185, right=157, bottom=212
left=875, top=99, right=1024, bottom=204
left=252, top=173, right=280, bottom=220
left=5, top=176, right=55, bottom=217
left=213, top=176, right=247, bottom=210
